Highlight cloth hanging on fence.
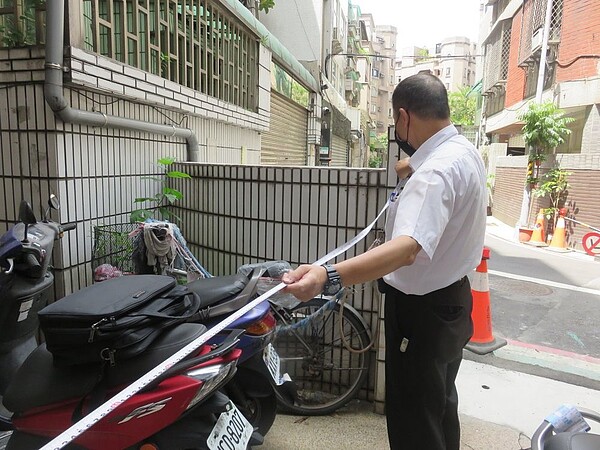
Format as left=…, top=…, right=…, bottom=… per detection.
left=142, top=222, right=176, bottom=273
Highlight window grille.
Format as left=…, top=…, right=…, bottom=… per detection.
left=483, top=21, right=511, bottom=92
left=519, top=0, right=564, bottom=64
left=82, top=0, right=259, bottom=111
left=0, top=0, right=46, bottom=47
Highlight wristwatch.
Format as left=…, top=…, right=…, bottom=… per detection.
left=321, top=264, right=342, bottom=296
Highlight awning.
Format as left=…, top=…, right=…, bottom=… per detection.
left=483, top=0, right=524, bottom=45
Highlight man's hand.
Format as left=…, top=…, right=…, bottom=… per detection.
left=282, top=264, right=328, bottom=302
left=395, top=158, right=412, bottom=179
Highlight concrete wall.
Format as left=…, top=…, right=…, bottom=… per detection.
left=493, top=153, right=600, bottom=252
left=0, top=42, right=271, bottom=296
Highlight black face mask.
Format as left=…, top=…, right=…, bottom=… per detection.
left=394, top=112, right=418, bottom=157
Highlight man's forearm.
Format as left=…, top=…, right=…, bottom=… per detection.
left=335, top=235, right=421, bottom=287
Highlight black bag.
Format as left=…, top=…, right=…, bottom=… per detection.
left=38, top=275, right=201, bottom=367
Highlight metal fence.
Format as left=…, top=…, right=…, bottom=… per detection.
left=171, top=163, right=390, bottom=401
left=0, top=0, right=46, bottom=47
left=79, top=0, right=259, bottom=111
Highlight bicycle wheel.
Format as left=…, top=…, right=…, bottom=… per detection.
left=271, top=297, right=371, bottom=416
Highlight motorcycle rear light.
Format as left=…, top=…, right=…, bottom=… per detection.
left=185, top=361, right=236, bottom=411
left=245, top=310, right=276, bottom=336
left=139, top=444, right=159, bottom=450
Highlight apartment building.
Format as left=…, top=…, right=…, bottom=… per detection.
left=480, top=0, right=600, bottom=250
left=395, top=37, right=478, bottom=92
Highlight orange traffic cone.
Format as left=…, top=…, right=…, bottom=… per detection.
left=465, top=247, right=507, bottom=355
left=548, top=210, right=571, bottom=252
left=528, top=209, right=548, bottom=247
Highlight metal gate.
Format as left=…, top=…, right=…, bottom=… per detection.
left=261, top=92, right=308, bottom=165
left=330, top=134, right=349, bottom=166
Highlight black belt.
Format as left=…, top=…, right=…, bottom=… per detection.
left=378, top=276, right=467, bottom=296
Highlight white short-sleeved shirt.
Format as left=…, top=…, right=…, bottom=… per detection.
left=382, top=124, right=487, bottom=295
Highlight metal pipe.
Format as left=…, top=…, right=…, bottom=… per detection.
left=44, top=0, right=200, bottom=161
left=535, top=0, right=554, bottom=103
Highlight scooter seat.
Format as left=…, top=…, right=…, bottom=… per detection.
left=3, top=323, right=207, bottom=413
left=187, top=274, right=248, bottom=307
left=546, top=432, right=600, bottom=450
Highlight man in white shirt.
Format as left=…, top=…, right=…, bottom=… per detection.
left=283, top=73, right=487, bottom=449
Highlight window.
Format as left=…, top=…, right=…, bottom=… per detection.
left=445, top=67, right=451, bottom=77
left=80, top=0, right=260, bottom=111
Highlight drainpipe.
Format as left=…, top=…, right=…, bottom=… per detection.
left=44, top=0, right=200, bottom=161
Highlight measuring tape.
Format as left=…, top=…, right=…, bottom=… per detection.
left=41, top=201, right=390, bottom=449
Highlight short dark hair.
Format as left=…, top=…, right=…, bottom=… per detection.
left=392, top=73, right=450, bottom=120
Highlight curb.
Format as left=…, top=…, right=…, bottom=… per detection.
left=464, top=339, right=600, bottom=391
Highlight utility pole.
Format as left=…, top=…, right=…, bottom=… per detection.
left=535, top=0, right=554, bottom=103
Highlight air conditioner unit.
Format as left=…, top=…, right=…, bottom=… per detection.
left=531, top=27, right=543, bottom=53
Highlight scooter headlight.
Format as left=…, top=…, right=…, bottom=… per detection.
left=185, top=361, right=237, bottom=410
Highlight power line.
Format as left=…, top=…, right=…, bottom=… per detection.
left=325, top=52, right=484, bottom=78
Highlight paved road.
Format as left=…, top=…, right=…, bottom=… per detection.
left=488, top=272, right=600, bottom=358
left=484, top=231, right=600, bottom=289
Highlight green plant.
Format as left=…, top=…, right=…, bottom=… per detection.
left=519, top=101, right=574, bottom=159
left=449, top=85, right=477, bottom=126
left=517, top=101, right=574, bottom=226
left=130, top=157, right=191, bottom=223
left=368, top=133, right=388, bottom=168
left=533, top=167, right=571, bottom=220
left=259, top=0, right=276, bottom=13
left=0, top=0, right=45, bottom=48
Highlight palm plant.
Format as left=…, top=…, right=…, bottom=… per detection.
left=516, top=101, right=574, bottom=226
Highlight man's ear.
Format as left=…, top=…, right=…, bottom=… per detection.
left=398, top=108, right=409, bottom=124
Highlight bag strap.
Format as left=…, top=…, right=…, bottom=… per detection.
left=124, top=290, right=202, bottom=321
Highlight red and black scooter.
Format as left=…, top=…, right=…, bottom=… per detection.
left=0, top=197, right=253, bottom=449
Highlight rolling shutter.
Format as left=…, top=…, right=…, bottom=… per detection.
left=261, top=92, right=308, bottom=166
left=330, top=134, right=349, bottom=167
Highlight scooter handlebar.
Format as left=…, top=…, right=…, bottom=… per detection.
left=60, top=223, right=77, bottom=232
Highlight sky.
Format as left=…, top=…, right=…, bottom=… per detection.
left=352, top=0, right=483, bottom=51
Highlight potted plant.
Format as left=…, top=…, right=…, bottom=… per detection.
left=533, top=167, right=571, bottom=239
left=516, top=101, right=574, bottom=229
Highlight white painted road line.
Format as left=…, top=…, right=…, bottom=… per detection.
left=488, top=269, right=600, bottom=297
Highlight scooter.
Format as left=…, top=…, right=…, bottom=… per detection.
left=130, top=225, right=296, bottom=438
left=186, top=269, right=294, bottom=438
left=531, top=405, right=600, bottom=450
left=0, top=197, right=252, bottom=449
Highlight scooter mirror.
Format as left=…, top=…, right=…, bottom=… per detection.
left=43, top=194, right=60, bottom=222
left=48, top=194, right=60, bottom=210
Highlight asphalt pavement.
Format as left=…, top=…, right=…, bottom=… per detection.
left=261, top=217, right=600, bottom=449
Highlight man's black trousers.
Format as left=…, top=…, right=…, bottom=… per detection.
left=381, top=277, right=473, bottom=450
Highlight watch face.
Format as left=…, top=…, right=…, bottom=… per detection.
left=322, top=264, right=342, bottom=296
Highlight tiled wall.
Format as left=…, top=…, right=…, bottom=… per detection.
left=171, top=162, right=390, bottom=402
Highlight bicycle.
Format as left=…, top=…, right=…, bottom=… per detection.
left=96, top=228, right=376, bottom=418
left=268, top=288, right=373, bottom=416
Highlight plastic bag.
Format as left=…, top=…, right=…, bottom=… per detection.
left=94, top=264, right=123, bottom=282
left=237, top=260, right=301, bottom=309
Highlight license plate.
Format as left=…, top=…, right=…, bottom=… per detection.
left=207, top=401, right=253, bottom=450
left=263, top=343, right=284, bottom=385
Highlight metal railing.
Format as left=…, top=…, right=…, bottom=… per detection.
left=0, top=0, right=46, bottom=47
left=80, top=0, right=259, bottom=111
left=519, top=0, right=564, bottom=64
